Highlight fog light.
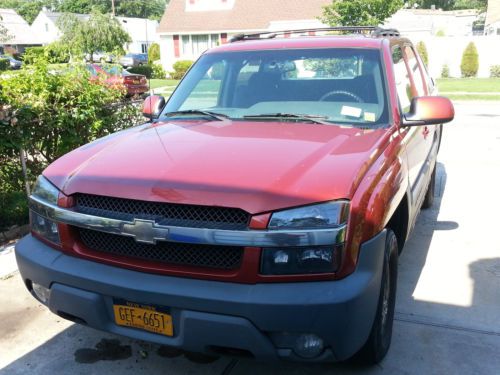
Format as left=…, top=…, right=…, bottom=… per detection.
left=293, top=334, right=324, bottom=359
left=32, top=282, right=51, bottom=304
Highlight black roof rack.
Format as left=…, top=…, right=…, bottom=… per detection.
left=229, top=26, right=400, bottom=43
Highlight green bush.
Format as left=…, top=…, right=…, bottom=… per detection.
left=44, top=42, right=71, bottom=64
left=0, top=192, right=28, bottom=232
left=128, top=64, right=153, bottom=78
left=23, top=46, right=45, bottom=64
left=490, top=65, right=500, bottom=78
left=416, top=41, right=429, bottom=67
left=170, top=60, right=193, bottom=79
left=460, top=42, right=479, bottom=78
left=0, top=58, right=9, bottom=71
left=148, top=43, right=160, bottom=63
left=0, top=58, right=143, bottom=229
left=152, top=63, right=166, bottom=79
left=441, top=64, right=450, bottom=78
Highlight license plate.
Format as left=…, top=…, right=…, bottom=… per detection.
left=133, top=80, right=140, bottom=84
left=113, top=299, right=173, bottom=336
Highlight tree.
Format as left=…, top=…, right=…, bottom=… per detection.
left=116, top=0, right=167, bottom=20
left=321, top=0, right=404, bottom=27
left=58, top=11, right=131, bottom=61
left=416, top=41, right=428, bottom=67
left=0, top=0, right=56, bottom=24
left=0, top=21, right=12, bottom=43
left=148, top=42, right=160, bottom=63
left=56, top=0, right=168, bottom=20
left=460, top=42, right=479, bottom=78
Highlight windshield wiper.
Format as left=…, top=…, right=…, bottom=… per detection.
left=243, top=113, right=331, bottom=125
left=164, top=109, right=229, bottom=121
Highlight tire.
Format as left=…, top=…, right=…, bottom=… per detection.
left=353, top=229, right=398, bottom=365
left=422, top=166, right=436, bottom=209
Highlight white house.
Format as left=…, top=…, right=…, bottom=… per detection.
left=384, top=8, right=479, bottom=38
left=157, top=0, right=331, bottom=71
left=0, top=8, right=41, bottom=53
left=30, top=9, right=159, bottom=53
left=485, top=0, right=500, bottom=35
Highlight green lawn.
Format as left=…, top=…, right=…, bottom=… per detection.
left=437, top=78, right=500, bottom=93
left=148, top=79, right=179, bottom=89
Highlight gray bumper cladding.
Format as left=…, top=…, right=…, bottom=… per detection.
left=15, top=230, right=386, bottom=362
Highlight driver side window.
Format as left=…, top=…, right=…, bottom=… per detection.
left=392, top=46, right=413, bottom=113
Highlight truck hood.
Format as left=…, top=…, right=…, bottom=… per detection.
left=44, top=120, right=389, bottom=214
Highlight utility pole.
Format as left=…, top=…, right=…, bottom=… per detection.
left=111, top=0, right=115, bottom=16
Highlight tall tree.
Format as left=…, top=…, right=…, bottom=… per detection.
left=56, top=0, right=168, bottom=20
left=0, top=0, right=56, bottom=24
left=58, top=11, right=131, bottom=60
left=321, top=0, right=404, bottom=26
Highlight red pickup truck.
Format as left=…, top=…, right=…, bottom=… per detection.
left=16, top=27, right=454, bottom=364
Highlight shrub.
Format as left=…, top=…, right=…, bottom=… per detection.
left=170, top=60, right=193, bottom=79
left=490, top=65, right=500, bottom=78
left=436, top=29, right=445, bottom=37
left=0, top=192, right=28, bottom=232
left=416, top=41, right=428, bottom=67
left=0, top=58, right=143, bottom=229
left=148, top=43, right=160, bottom=63
left=460, top=42, right=479, bottom=78
left=152, top=63, right=166, bottom=79
left=44, top=42, right=71, bottom=64
left=0, top=58, right=9, bottom=71
left=23, top=46, right=45, bottom=64
left=128, top=64, right=153, bottom=78
left=441, top=64, right=450, bottom=78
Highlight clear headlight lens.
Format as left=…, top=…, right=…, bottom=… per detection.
left=268, top=201, right=349, bottom=229
left=30, top=175, right=61, bottom=245
left=261, top=245, right=341, bottom=275
left=262, top=201, right=349, bottom=275
left=32, top=175, right=59, bottom=205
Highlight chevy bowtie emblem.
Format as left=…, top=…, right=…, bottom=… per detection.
left=121, top=219, right=169, bottom=245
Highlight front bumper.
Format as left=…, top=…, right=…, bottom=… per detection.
left=15, top=230, right=386, bottom=362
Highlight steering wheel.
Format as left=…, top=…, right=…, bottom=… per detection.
left=319, top=90, right=364, bottom=103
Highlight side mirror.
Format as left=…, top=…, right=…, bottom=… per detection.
left=402, top=96, right=454, bottom=126
left=142, top=95, right=165, bottom=120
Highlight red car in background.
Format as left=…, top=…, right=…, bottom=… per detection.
left=87, top=64, right=149, bottom=97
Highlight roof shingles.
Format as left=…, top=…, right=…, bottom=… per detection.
left=158, top=0, right=331, bottom=33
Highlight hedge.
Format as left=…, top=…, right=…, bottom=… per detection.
left=128, top=64, right=153, bottom=78
left=0, top=58, right=10, bottom=71
left=0, top=59, right=143, bottom=231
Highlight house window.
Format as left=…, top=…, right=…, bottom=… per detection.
left=45, top=23, right=49, bottom=32
left=180, top=34, right=220, bottom=57
left=141, top=43, right=148, bottom=53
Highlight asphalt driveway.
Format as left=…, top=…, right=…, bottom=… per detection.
left=1, top=101, right=499, bottom=375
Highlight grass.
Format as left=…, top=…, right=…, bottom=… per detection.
left=148, top=79, right=179, bottom=89
left=437, top=78, right=500, bottom=93
left=446, top=94, right=500, bottom=101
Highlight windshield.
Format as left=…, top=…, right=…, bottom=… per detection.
left=162, top=48, right=389, bottom=126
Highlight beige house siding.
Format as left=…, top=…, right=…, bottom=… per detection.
left=485, top=0, right=500, bottom=35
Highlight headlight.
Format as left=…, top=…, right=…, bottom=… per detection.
left=268, top=201, right=349, bottom=229
left=31, top=175, right=59, bottom=205
left=261, top=245, right=341, bottom=275
left=30, top=176, right=61, bottom=245
left=262, top=201, right=349, bottom=275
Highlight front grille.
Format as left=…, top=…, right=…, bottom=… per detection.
left=75, top=194, right=250, bottom=230
left=79, top=228, right=244, bottom=270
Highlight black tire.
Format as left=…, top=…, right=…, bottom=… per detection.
left=354, top=229, right=398, bottom=365
left=422, top=166, right=436, bottom=209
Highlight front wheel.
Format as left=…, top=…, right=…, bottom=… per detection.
left=353, top=229, right=398, bottom=364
